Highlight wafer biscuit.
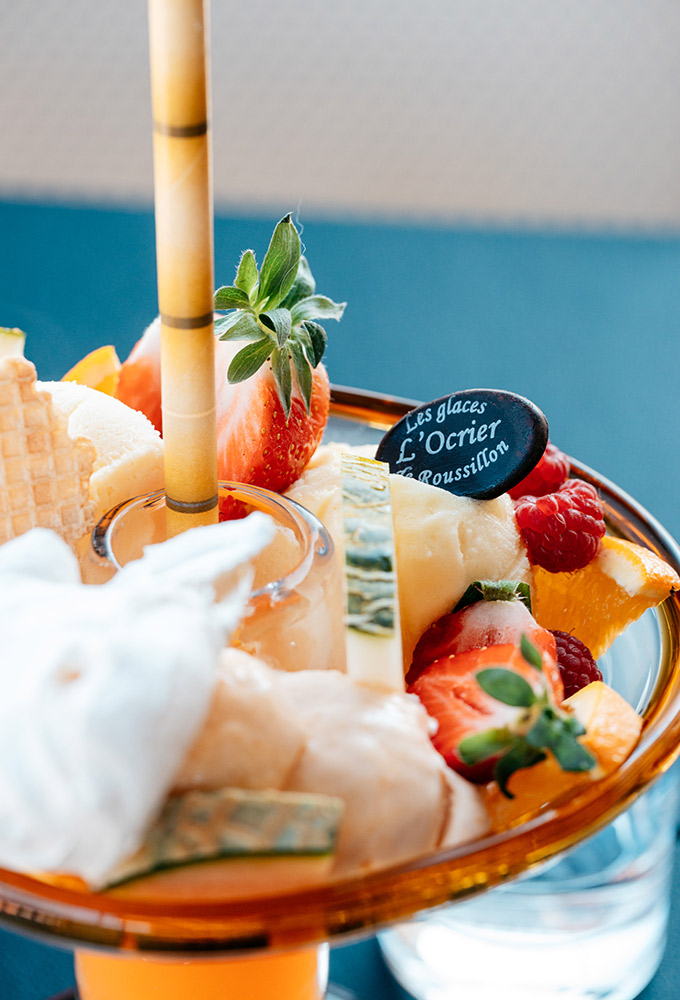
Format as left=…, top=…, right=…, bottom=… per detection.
left=0, top=356, right=96, bottom=548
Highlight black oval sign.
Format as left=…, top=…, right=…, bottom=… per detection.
left=375, top=389, right=548, bottom=499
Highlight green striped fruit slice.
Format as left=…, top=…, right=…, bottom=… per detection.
left=341, top=452, right=404, bottom=691
left=101, top=787, right=343, bottom=898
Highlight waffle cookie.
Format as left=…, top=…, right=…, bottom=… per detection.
left=0, top=356, right=96, bottom=548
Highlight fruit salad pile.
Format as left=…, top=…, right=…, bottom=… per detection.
left=1, top=215, right=678, bottom=897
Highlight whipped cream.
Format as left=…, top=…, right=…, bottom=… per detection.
left=0, top=514, right=274, bottom=884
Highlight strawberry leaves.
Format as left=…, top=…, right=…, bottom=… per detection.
left=302, top=321, right=327, bottom=367
left=454, top=579, right=532, bottom=613
left=457, top=635, right=596, bottom=797
left=257, top=214, right=300, bottom=309
left=214, top=214, right=346, bottom=419
left=234, top=250, right=258, bottom=297
left=227, top=339, right=274, bottom=383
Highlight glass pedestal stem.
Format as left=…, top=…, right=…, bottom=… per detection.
left=75, top=943, right=328, bottom=999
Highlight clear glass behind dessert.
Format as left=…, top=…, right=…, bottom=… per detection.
left=0, top=388, right=679, bottom=1000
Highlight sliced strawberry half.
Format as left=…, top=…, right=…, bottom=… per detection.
left=407, top=597, right=559, bottom=689
left=409, top=640, right=593, bottom=792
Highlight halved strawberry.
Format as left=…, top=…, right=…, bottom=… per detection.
left=406, top=581, right=561, bottom=700
left=116, top=215, right=345, bottom=500
left=407, top=597, right=559, bottom=688
left=409, top=638, right=593, bottom=792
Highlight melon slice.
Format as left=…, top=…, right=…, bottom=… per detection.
left=101, top=787, right=343, bottom=900
left=341, top=453, right=403, bottom=691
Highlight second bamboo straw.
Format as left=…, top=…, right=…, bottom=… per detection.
left=148, top=0, right=218, bottom=531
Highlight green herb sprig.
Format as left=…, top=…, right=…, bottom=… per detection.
left=458, top=635, right=596, bottom=797
left=214, top=215, right=346, bottom=418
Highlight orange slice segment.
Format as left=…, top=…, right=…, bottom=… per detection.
left=532, top=536, right=680, bottom=660
left=62, top=344, right=121, bottom=396
left=484, top=680, right=642, bottom=831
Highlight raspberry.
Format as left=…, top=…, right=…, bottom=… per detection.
left=551, top=630, right=602, bottom=698
left=514, top=479, right=606, bottom=572
left=509, top=442, right=570, bottom=499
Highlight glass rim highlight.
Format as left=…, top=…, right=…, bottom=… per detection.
left=92, top=480, right=333, bottom=605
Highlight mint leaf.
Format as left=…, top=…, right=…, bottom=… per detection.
left=260, top=308, right=292, bottom=348
left=234, top=250, right=258, bottom=298
left=290, top=340, right=312, bottom=412
left=550, top=736, right=596, bottom=772
left=280, top=255, right=316, bottom=309
left=457, top=728, right=513, bottom=765
left=271, top=345, right=292, bottom=417
left=476, top=668, right=536, bottom=708
left=527, top=708, right=595, bottom=772
left=494, top=743, right=547, bottom=798
left=454, top=580, right=532, bottom=613
left=216, top=311, right=264, bottom=342
left=302, top=321, right=327, bottom=366
left=257, top=215, right=301, bottom=310
left=291, top=294, right=346, bottom=324
left=214, top=285, right=250, bottom=310
left=520, top=634, right=543, bottom=672
left=227, top=338, right=273, bottom=383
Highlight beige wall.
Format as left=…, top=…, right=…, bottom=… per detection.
left=2, top=0, right=680, bottom=227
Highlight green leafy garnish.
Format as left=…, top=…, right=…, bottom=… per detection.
left=476, top=668, right=535, bottom=708
left=213, top=215, right=346, bottom=418
left=458, top=633, right=596, bottom=798
left=520, top=633, right=543, bottom=672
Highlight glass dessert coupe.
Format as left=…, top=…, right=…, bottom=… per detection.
left=0, top=386, right=679, bottom=1000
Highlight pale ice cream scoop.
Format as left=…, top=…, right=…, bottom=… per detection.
left=0, top=514, right=274, bottom=884
left=176, top=648, right=490, bottom=875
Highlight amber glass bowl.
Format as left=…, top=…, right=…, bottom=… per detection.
left=0, top=386, right=679, bottom=956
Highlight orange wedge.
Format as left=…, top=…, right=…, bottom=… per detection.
left=62, top=344, right=121, bottom=396
left=532, top=536, right=679, bottom=660
left=484, top=681, right=642, bottom=831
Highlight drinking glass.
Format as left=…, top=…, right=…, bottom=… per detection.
left=380, top=656, right=679, bottom=1000
left=0, top=387, right=678, bottom=1000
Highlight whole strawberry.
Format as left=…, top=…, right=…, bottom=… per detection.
left=213, top=215, right=344, bottom=496
left=509, top=441, right=570, bottom=499
left=116, top=216, right=345, bottom=500
left=514, top=479, right=606, bottom=573
left=552, top=630, right=602, bottom=698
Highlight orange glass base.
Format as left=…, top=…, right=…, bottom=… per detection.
left=75, top=944, right=327, bottom=1000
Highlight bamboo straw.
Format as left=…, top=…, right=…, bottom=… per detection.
left=148, top=0, right=218, bottom=532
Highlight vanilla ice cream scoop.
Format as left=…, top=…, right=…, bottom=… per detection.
left=0, top=514, right=274, bottom=884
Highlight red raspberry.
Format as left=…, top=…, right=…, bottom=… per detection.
left=509, top=442, right=570, bottom=499
left=551, top=630, right=602, bottom=698
left=514, top=479, right=605, bottom=572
